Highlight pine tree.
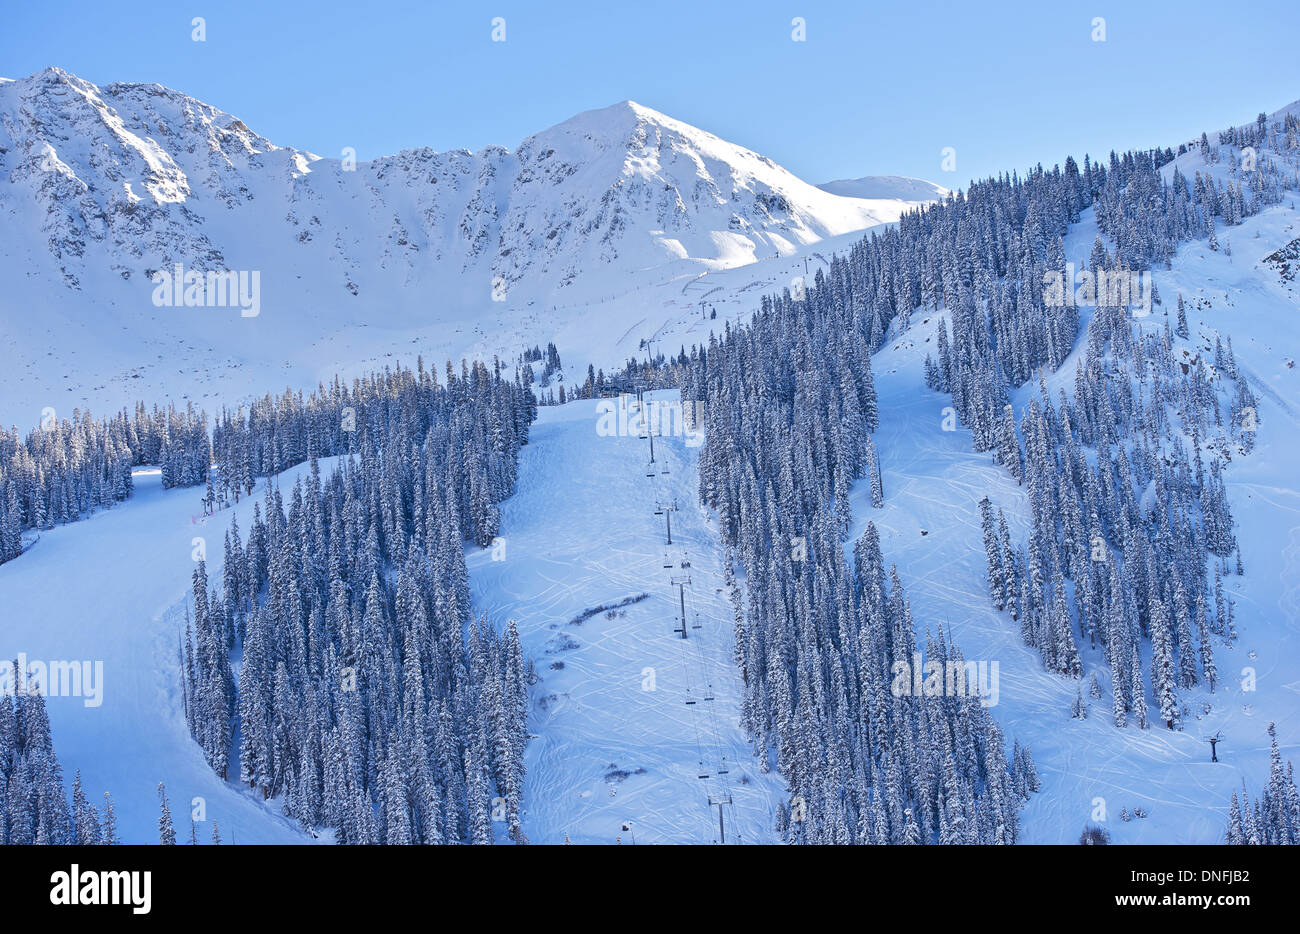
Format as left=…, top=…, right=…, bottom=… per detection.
left=70, top=771, right=100, bottom=844
left=101, top=793, right=120, bottom=844
left=157, top=783, right=177, bottom=845
left=867, top=436, right=884, bottom=508
left=1150, top=597, right=1179, bottom=730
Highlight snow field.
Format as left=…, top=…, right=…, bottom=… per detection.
left=0, top=462, right=334, bottom=843
left=466, top=394, right=784, bottom=844
left=854, top=201, right=1300, bottom=843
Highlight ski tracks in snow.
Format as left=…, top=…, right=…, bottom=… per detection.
left=852, top=203, right=1300, bottom=842
left=467, top=395, right=783, bottom=844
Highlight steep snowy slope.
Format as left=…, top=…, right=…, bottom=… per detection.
left=0, top=68, right=940, bottom=426
left=0, top=389, right=782, bottom=844
left=857, top=201, right=1300, bottom=843
left=0, top=461, right=331, bottom=844
left=467, top=394, right=783, bottom=843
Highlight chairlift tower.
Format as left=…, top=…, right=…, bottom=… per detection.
left=1204, top=730, right=1224, bottom=762
left=708, top=795, right=733, bottom=844
left=670, top=574, right=692, bottom=639
left=655, top=499, right=678, bottom=545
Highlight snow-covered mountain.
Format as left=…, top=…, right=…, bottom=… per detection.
left=4, top=60, right=1300, bottom=849
left=8, top=109, right=1299, bottom=846
left=0, top=68, right=941, bottom=423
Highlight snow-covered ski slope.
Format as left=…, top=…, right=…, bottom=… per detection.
left=0, top=462, right=334, bottom=844
left=0, top=388, right=779, bottom=845
left=855, top=198, right=1300, bottom=843
left=467, top=394, right=784, bottom=844
left=5, top=204, right=1297, bottom=846
left=4, top=88, right=1299, bottom=844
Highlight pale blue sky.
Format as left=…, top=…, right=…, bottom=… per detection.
left=5, top=0, right=1299, bottom=186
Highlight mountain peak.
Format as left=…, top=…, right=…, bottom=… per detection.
left=0, top=67, right=941, bottom=413
left=531, top=98, right=686, bottom=145
left=31, top=64, right=74, bottom=81
left=15, top=65, right=90, bottom=95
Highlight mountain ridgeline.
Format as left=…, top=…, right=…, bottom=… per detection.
left=0, top=67, right=924, bottom=301
left=5, top=65, right=1300, bottom=845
